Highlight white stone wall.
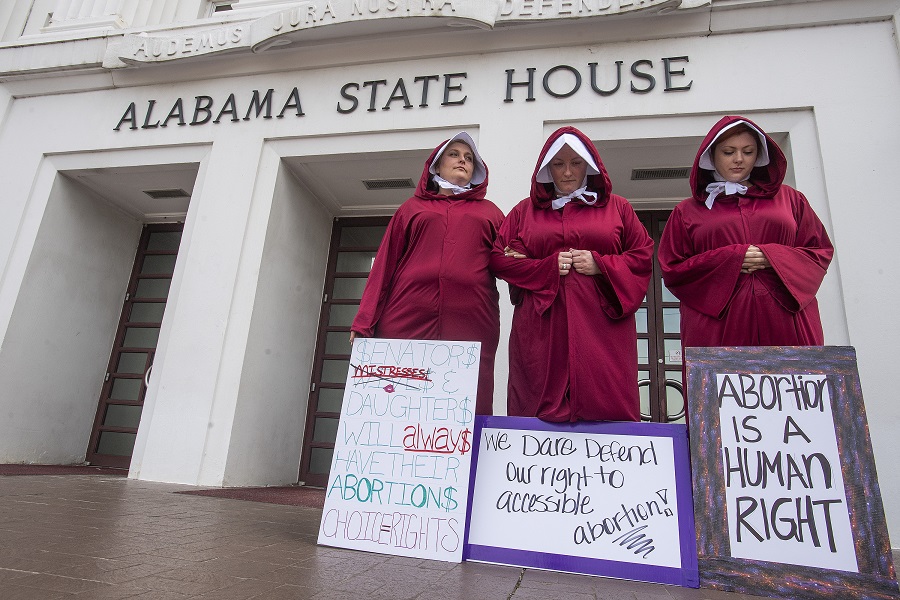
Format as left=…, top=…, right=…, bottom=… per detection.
left=0, top=170, right=141, bottom=463
left=222, top=158, right=332, bottom=487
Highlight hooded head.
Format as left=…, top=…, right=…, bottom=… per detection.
left=691, top=116, right=787, bottom=203
left=530, top=127, right=612, bottom=209
left=415, top=132, right=489, bottom=201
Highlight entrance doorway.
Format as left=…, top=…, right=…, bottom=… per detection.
left=86, top=223, right=184, bottom=468
left=637, top=211, right=684, bottom=423
left=298, top=217, right=390, bottom=487
left=299, top=212, right=682, bottom=484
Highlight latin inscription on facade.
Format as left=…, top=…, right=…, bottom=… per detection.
left=500, top=0, right=682, bottom=19
left=113, top=0, right=703, bottom=66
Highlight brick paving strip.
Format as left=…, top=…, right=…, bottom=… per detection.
left=0, top=468, right=857, bottom=599
left=176, top=487, right=325, bottom=509
left=0, top=464, right=128, bottom=476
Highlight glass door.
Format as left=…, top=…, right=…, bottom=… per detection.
left=637, top=211, right=685, bottom=423
left=299, top=217, right=390, bottom=487
left=86, top=224, right=183, bottom=468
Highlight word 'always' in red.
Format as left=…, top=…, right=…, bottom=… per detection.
left=403, top=424, right=471, bottom=456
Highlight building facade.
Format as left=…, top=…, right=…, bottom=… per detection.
left=0, top=0, right=898, bottom=545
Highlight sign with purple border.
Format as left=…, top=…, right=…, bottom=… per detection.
left=464, top=416, right=699, bottom=587
left=687, top=346, right=898, bottom=600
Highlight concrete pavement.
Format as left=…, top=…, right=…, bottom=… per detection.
left=0, top=472, right=873, bottom=599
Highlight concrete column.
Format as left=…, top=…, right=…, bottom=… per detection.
left=78, top=0, right=96, bottom=18
left=129, top=135, right=270, bottom=486
left=45, top=0, right=128, bottom=31
left=51, top=0, right=77, bottom=21
left=150, top=0, right=182, bottom=26
left=102, top=0, right=120, bottom=16
left=227, top=0, right=301, bottom=12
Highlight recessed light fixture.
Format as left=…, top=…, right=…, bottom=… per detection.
left=362, top=178, right=415, bottom=190
left=631, top=167, right=691, bottom=181
left=143, top=188, right=190, bottom=199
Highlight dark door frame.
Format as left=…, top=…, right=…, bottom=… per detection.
left=86, top=223, right=183, bottom=468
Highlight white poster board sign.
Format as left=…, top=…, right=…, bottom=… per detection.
left=466, top=417, right=698, bottom=587
left=717, top=373, right=857, bottom=572
left=317, top=337, right=480, bottom=563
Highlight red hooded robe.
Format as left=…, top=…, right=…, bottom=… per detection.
left=490, top=127, right=653, bottom=422
left=351, top=138, right=504, bottom=415
left=657, top=115, right=834, bottom=348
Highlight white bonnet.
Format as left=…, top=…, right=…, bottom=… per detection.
left=535, top=133, right=601, bottom=184
left=698, top=120, right=770, bottom=171
left=429, top=131, right=487, bottom=186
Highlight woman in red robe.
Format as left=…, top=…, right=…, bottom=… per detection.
left=657, top=116, right=834, bottom=349
left=490, top=127, right=653, bottom=422
left=351, top=132, right=504, bottom=415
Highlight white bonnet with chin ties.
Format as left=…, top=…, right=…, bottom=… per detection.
left=428, top=131, right=487, bottom=186
left=535, top=133, right=601, bottom=184
left=698, top=120, right=770, bottom=171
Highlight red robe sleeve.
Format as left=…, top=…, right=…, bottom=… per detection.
left=351, top=209, right=408, bottom=337
left=592, top=200, right=654, bottom=319
left=489, top=202, right=560, bottom=315
left=657, top=205, right=748, bottom=319
left=757, top=191, right=833, bottom=313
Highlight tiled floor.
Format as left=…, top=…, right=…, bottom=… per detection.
left=0, top=473, right=892, bottom=599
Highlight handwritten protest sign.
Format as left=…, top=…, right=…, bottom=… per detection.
left=317, top=337, right=479, bottom=563
left=465, top=416, right=698, bottom=587
left=718, top=371, right=856, bottom=570
left=687, top=346, right=898, bottom=600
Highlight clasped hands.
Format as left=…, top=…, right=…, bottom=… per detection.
left=502, top=246, right=600, bottom=276
left=741, top=245, right=771, bottom=274
left=559, top=249, right=600, bottom=276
